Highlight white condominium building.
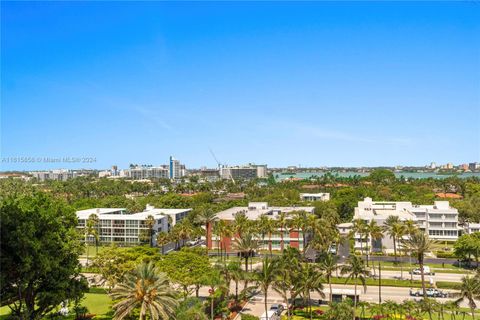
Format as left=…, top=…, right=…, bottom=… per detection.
left=212, top=202, right=314, bottom=252
left=220, top=164, right=268, bottom=180
left=300, top=193, right=330, bottom=202
left=125, top=166, right=169, bottom=180
left=76, top=205, right=191, bottom=245
left=344, top=197, right=459, bottom=253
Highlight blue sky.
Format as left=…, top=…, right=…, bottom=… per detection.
left=1, top=1, right=479, bottom=170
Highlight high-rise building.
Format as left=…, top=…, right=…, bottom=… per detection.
left=469, top=162, right=480, bottom=171
left=169, top=156, right=185, bottom=179
left=220, top=164, right=268, bottom=180
left=31, top=169, right=79, bottom=181
left=125, top=166, right=169, bottom=180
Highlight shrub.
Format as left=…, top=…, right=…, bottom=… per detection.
left=436, top=251, right=455, bottom=258
left=241, top=314, right=259, bottom=320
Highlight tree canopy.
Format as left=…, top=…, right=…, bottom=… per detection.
left=0, top=190, right=87, bottom=320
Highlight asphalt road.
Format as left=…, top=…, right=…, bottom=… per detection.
left=197, top=283, right=469, bottom=319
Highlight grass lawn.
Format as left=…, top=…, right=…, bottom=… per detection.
left=329, top=276, right=460, bottom=289
left=80, top=245, right=110, bottom=258
left=82, top=292, right=112, bottom=316
left=0, top=291, right=112, bottom=320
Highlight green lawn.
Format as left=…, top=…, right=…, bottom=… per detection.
left=0, top=291, right=112, bottom=320
left=328, top=277, right=460, bottom=289
left=82, top=292, right=112, bottom=316
left=80, top=245, right=110, bottom=258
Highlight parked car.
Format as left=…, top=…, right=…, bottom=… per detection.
left=260, top=310, right=280, bottom=320
left=270, top=303, right=285, bottom=316
left=409, top=266, right=435, bottom=275
left=409, top=288, right=447, bottom=298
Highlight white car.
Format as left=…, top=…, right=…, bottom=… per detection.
left=410, top=266, right=435, bottom=275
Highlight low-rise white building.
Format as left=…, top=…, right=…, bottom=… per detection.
left=344, top=197, right=460, bottom=253
left=212, top=202, right=314, bottom=252
left=300, top=193, right=330, bottom=202
left=76, top=205, right=191, bottom=245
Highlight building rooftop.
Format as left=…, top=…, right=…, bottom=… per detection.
left=76, top=205, right=191, bottom=220
left=215, top=202, right=314, bottom=221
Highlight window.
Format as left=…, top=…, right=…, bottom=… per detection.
left=429, top=230, right=443, bottom=236
left=126, top=220, right=138, bottom=228
left=100, top=220, right=111, bottom=227
left=444, top=230, right=457, bottom=237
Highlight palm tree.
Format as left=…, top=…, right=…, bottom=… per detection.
left=203, top=270, right=227, bottom=320
left=145, top=215, right=156, bottom=247
left=233, top=212, right=249, bottom=237
left=365, top=220, right=383, bottom=267
left=85, top=213, right=99, bottom=266
left=296, top=263, right=325, bottom=320
left=258, top=215, right=270, bottom=252
left=263, top=218, right=276, bottom=256
left=195, top=208, right=217, bottom=253
left=175, top=297, right=208, bottom=320
left=218, top=222, right=234, bottom=261
left=293, top=211, right=308, bottom=252
left=402, top=230, right=435, bottom=298
left=318, top=253, right=338, bottom=304
left=456, top=276, right=480, bottom=320
left=277, top=212, right=288, bottom=251
left=255, top=257, right=278, bottom=318
left=274, top=247, right=301, bottom=319
left=228, top=261, right=244, bottom=302
left=156, top=231, right=169, bottom=254
left=232, top=233, right=259, bottom=271
left=341, top=255, right=370, bottom=320
left=383, top=216, right=406, bottom=263
left=174, top=220, right=195, bottom=247
left=351, top=219, right=368, bottom=258
left=110, top=262, right=178, bottom=320
left=403, top=220, right=418, bottom=271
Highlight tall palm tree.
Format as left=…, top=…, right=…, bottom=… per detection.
left=341, top=255, right=370, bottom=320
left=258, top=215, right=270, bottom=252
left=233, top=212, right=249, bottom=237
left=228, top=261, right=244, bottom=302
left=273, top=247, right=302, bottom=319
left=145, top=215, right=156, bottom=247
left=383, top=216, right=406, bottom=263
left=296, top=263, right=325, bottom=320
left=218, top=222, right=234, bottom=261
left=203, top=270, right=227, bottom=320
left=277, top=212, right=288, bottom=251
left=263, top=218, right=276, bottom=256
left=232, top=233, right=259, bottom=271
left=351, top=219, right=368, bottom=259
left=365, top=220, right=383, bottom=267
left=85, top=213, right=99, bottom=266
left=456, top=276, right=480, bottom=320
left=318, top=253, right=338, bottom=304
left=110, top=262, right=178, bottom=320
left=255, top=257, right=278, bottom=318
left=293, top=211, right=308, bottom=252
left=195, top=208, right=217, bottom=253
left=402, top=230, right=436, bottom=298
left=156, top=231, right=169, bottom=254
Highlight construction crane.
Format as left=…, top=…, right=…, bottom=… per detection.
left=208, top=148, right=235, bottom=184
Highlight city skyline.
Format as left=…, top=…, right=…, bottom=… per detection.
left=1, top=2, right=479, bottom=171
